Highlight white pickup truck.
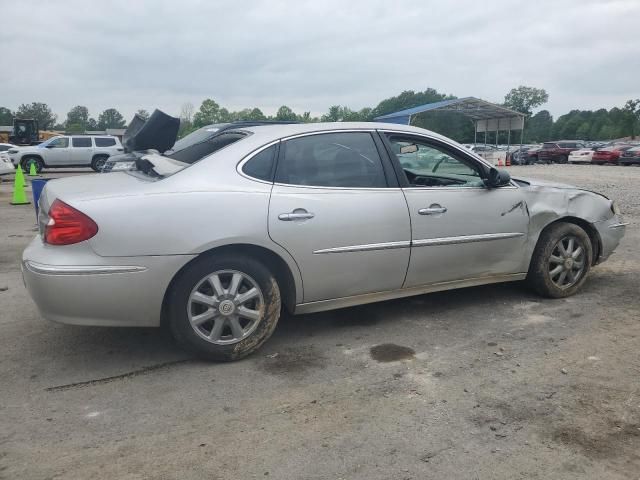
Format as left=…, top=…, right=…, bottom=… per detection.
left=8, top=135, right=123, bottom=173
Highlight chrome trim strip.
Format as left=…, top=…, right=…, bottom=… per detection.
left=24, top=261, right=147, bottom=276
left=413, top=232, right=524, bottom=247
left=314, top=240, right=410, bottom=254
left=608, top=222, right=629, bottom=229
left=313, top=233, right=523, bottom=254
left=295, top=273, right=527, bottom=314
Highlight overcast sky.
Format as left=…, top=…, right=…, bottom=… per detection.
left=2, top=0, right=638, bottom=123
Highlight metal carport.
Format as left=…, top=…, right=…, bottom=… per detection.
left=373, top=97, right=526, bottom=150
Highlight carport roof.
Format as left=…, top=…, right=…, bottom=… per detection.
left=374, top=97, right=524, bottom=124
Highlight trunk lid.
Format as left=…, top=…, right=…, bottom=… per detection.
left=41, top=172, right=154, bottom=211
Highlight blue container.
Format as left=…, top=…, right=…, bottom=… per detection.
left=31, top=178, right=50, bottom=221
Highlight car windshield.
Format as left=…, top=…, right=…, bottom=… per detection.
left=37, top=137, right=61, bottom=148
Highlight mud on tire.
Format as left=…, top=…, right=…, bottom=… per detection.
left=527, top=222, right=593, bottom=299
left=167, top=254, right=281, bottom=361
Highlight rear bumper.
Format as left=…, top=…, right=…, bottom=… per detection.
left=22, top=237, right=195, bottom=327
left=593, top=215, right=627, bottom=264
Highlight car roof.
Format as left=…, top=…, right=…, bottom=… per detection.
left=237, top=121, right=451, bottom=143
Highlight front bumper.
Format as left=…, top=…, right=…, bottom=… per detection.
left=593, top=215, right=627, bottom=264
left=22, top=237, right=195, bottom=327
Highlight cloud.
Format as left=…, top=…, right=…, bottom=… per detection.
left=1, top=0, right=638, bottom=121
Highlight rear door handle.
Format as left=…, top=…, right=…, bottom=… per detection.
left=419, top=204, right=447, bottom=215
left=278, top=209, right=315, bottom=221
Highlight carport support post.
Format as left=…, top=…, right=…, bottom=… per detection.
left=474, top=121, right=477, bottom=146
left=519, top=115, right=525, bottom=149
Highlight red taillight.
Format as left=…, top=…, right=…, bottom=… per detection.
left=44, top=199, right=98, bottom=245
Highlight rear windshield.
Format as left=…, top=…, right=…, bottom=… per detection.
left=169, top=124, right=227, bottom=153
left=167, top=131, right=247, bottom=164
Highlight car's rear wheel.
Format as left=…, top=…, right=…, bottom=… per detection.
left=91, top=155, right=109, bottom=172
left=167, top=254, right=281, bottom=361
left=528, top=222, right=592, bottom=298
left=21, top=156, right=43, bottom=173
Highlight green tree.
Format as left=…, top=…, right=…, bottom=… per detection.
left=97, top=108, right=126, bottom=129
left=86, top=118, right=99, bottom=130
left=16, top=102, right=57, bottom=130
left=136, top=109, right=150, bottom=121
left=0, top=107, right=13, bottom=125
left=504, top=86, right=549, bottom=116
left=65, top=105, right=89, bottom=130
left=525, top=110, right=553, bottom=142
left=622, top=99, right=640, bottom=139
left=193, top=99, right=221, bottom=127
left=275, top=105, right=298, bottom=121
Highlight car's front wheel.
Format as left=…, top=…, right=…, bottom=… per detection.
left=167, top=254, right=281, bottom=361
left=21, top=156, right=44, bottom=173
left=528, top=222, right=593, bottom=298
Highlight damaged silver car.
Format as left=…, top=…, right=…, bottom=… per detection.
left=22, top=118, right=627, bottom=360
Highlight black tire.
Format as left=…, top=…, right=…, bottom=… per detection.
left=91, top=155, right=109, bottom=172
left=21, top=156, right=44, bottom=174
left=558, top=155, right=568, bottom=164
left=167, top=254, right=281, bottom=361
left=527, top=222, right=593, bottom=299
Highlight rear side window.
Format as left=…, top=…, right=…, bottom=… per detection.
left=242, top=144, right=276, bottom=181
left=95, top=137, right=116, bottom=147
left=276, top=132, right=387, bottom=188
left=542, top=143, right=557, bottom=149
left=72, top=137, right=92, bottom=147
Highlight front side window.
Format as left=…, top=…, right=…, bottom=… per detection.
left=276, top=132, right=386, bottom=188
left=49, top=137, right=69, bottom=148
left=386, top=135, right=484, bottom=188
left=72, top=137, right=92, bottom=147
left=0, top=145, right=9, bottom=152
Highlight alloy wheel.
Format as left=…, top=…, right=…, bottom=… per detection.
left=548, top=235, right=586, bottom=289
left=187, top=270, right=264, bottom=345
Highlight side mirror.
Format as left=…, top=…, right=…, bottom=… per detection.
left=45, top=144, right=55, bottom=148
left=485, top=167, right=511, bottom=188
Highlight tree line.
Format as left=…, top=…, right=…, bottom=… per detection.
left=1, top=87, right=638, bottom=144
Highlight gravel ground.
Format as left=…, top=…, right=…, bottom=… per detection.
left=0, top=165, right=639, bottom=479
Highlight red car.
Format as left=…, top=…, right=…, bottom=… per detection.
left=591, top=145, right=633, bottom=165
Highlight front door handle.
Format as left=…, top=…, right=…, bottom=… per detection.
left=278, top=209, right=315, bottom=221
left=419, top=204, right=447, bottom=215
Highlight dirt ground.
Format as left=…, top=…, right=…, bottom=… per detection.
left=1, top=165, right=638, bottom=479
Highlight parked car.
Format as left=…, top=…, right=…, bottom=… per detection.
left=568, top=148, right=596, bottom=164
left=617, top=146, right=640, bottom=166
left=591, top=145, right=633, bottom=165
left=7, top=135, right=123, bottom=173
left=0, top=143, right=16, bottom=176
left=22, top=122, right=626, bottom=361
left=466, top=144, right=507, bottom=165
left=507, top=146, right=536, bottom=165
left=537, top=141, right=585, bottom=164
left=524, top=145, right=542, bottom=163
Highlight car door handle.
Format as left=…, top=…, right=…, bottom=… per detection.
left=419, top=205, right=447, bottom=215
left=278, top=210, right=315, bottom=221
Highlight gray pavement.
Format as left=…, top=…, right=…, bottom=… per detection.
left=1, top=165, right=639, bottom=479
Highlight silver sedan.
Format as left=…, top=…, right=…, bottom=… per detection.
left=22, top=122, right=627, bottom=360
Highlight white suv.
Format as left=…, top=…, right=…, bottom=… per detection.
left=8, top=135, right=124, bottom=173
